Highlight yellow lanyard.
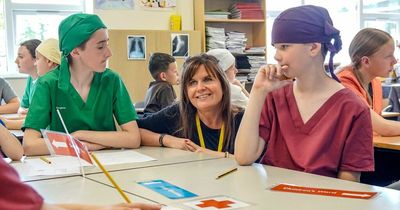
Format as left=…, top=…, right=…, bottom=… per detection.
left=195, top=114, right=225, bottom=152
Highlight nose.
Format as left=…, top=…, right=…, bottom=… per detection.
left=14, top=58, right=18, bottom=64
left=274, top=49, right=281, bottom=62
left=105, top=46, right=112, bottom=58
left=196, top=81, right=206, bottom=90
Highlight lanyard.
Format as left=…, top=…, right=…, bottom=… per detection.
left=195, top=113, right=225, bottom=152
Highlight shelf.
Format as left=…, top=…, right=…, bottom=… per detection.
left=205, top=18, right=265, bottom=23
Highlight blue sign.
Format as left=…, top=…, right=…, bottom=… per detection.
left=138, top=179, right=198, bottom=199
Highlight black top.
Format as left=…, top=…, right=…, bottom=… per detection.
left=143, top=81, right=176, bottom=114
left=137, top=103, right=244, bottom=154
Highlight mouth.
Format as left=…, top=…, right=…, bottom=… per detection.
left=196, top=93, right=211, bottom=99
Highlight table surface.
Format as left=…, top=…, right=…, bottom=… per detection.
left=373, top=135, right=400, bottom=150
left=12, top=147, right=220, bottom=182
left=27, top=176, right=153, bottom=205
left=86, top=157, right=400, bottom=210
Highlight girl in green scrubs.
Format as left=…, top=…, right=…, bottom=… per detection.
left=23, top=13, right=140, bottom=155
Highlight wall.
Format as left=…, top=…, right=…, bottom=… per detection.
left=95, top=0, right=194, bottom=30
left=6, top=0, right=195, bottom=99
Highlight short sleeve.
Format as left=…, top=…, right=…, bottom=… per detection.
left=22, top=79, right=52, bottom=132
left=113, top=75, right=137, bottom=125
left=340, top=108, right=374, bottom=172
left=0, top=78, right=18, bottom=103
left=20, top=77, right=31, bottom=108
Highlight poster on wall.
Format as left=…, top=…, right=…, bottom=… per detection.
left=95, top=0, right=135, bottom=10
left=127, top=35, right=146, bottom=60
left=137, top=0, right=176, bottom=10
left=171, top=33, right=189, bottom=58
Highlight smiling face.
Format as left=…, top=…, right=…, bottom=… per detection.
left=15, top=45, right=36, bottom=74
left=186, top=64, right=223, bottom=112
left=73, top=28, right=112, bottom=72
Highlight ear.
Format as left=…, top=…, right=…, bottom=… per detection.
left=159, top=72, right=167, bottom=81
left=360, top=56, right=370, bottom=67
left=309, top=43, right=322, bottom=57
left=70, top=48, right=80, bottom=59
left=46, top=59, right=54, bottom=68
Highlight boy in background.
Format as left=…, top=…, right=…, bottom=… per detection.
left=143, top=52, right=179, bottom=114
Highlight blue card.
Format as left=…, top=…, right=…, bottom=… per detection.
left=138, top=179, right=197, bottom=199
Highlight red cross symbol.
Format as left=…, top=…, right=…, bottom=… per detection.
left=196, top=199, right=234, bottom=209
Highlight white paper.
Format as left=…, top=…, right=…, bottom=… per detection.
left=24, top=156, right=92, bottom=176
left=93, top=150, right=156, bottom=165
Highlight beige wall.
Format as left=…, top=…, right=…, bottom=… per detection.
left=95, top=0, right=193, bottom=30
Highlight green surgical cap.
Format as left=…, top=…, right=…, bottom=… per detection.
left=59, top=13, right=106, bottom=56
left=57, top=13, right=106, bottom=90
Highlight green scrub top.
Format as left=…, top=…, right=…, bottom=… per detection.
left=23, top=67, right=137, bottom=133
left=20, top=76, right=37, bottom=108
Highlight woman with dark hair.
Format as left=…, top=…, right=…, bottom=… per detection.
left=138, top=54, right=243, bottom=157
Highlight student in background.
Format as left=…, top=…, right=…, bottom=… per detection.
left=36, top=38, right=61, bottom=77
left=143, top=52, right=179, bottom=114
left=0, top=158, right=161, bottom=210
left=16, top=39, right=41, bottom=115
left=2, top=38, right=61, bottom=130
left=0, top=124, right=23, bottom=161
left=235, top=5, right=374, bottom=182
left=0, top=78, right=19, bottom=114
left=138, top=54, right=243, bottom=157
left=207, top=49, right=249, bottom=109
left=23, top=13, right=140, bottom=155
left=337, top=28, right=400, bottom=136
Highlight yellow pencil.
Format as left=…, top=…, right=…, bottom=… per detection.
left=90, top=153, right=132, bottom=203
left=216, top=167, right=238, bottom=180
left=40, top=156, right=51, bottom=164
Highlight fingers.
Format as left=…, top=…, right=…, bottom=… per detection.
left=184, top=140, right=198, bottom=152
left=262, top=64, right=288, bottom=81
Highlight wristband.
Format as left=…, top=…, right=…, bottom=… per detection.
left=159, top=134, right=166, bottom=147
left=0, top=119, right=5, bottom=127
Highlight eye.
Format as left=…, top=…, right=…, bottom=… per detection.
left=203, top=76, right=214, bottom=83
left=188, top=80, right=197, bottom=86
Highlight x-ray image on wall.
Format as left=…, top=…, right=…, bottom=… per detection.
left=127, top=35, right=146, bottom=60
left=171, top=33, right=189, bottom=57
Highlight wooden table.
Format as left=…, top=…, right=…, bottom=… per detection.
left=373, top=135, right=400, bottom=150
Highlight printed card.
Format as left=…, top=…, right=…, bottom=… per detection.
left=138, top=179, right=197, bottom=199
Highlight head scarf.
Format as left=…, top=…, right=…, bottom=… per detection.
left=36, top=38, right=61, bottom=64
left=206, top=49, right=235, bottom=72
left=271, top=5, right=342, bottom=81
left=58, top=13, right=106, bottom=90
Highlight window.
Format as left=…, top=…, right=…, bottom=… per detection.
left=0, top=0, right=86, bottom=76
left=266, top=0, right=400, bottom=67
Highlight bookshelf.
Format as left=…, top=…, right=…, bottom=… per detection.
left=194, top=0, right=266, bottom=83
left=194, top=0, right=266, bottom=52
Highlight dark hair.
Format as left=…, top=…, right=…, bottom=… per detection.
left=148, top=52, right=176, bottom=80
left=179, top=53, right=235, bottom=152
left=20, top=39, right=41, bottom=59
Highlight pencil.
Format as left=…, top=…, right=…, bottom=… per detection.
left=90, top=153, right=132, bottom=203
left=39, top=156, right=51, bottom=164
left=216, top=167, right=238, bottom=180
